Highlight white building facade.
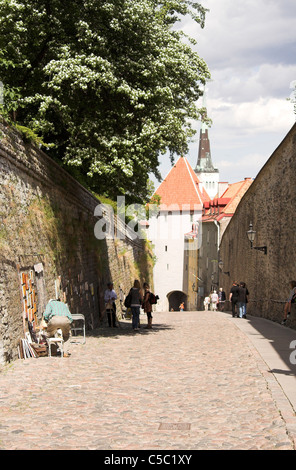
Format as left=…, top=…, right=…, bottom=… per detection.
left=148, top=157, right=204, bottom=312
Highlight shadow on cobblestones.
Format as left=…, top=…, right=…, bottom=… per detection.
left=85, top=320, right=174, bottom=340
left=0, top=311, right=295, bottom=450
left=269, top=368, right=295, bottom=376
left=234, top=313, right=296, bottom=376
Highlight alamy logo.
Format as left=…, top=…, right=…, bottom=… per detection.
left=289, top=340, right=296, bottom=365
left=94, top=196, right=203, bottom=249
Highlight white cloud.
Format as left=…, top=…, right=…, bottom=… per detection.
left=218, top=152, right=267, bottom=175
left=210, top=96, right=295, bottom=134
left=209, top=64, right=296, bottom=104
left=189, top=0, right=296, bottom=69
left=152, top=0, right=296, bottom=190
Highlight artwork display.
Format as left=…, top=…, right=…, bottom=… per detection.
left=20, top=270, right=38, bottom=327
left=20, top=265, right=97, bottom=333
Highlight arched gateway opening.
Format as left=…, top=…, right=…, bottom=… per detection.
left=167, top=290, right=187, bottom=311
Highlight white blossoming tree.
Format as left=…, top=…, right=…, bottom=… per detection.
left=0, top=0, right=210, bottom=202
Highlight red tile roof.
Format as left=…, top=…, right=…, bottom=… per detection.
left=154, top=157, right=208, bottom=210
left=153, top=157, right=252, bottom=221
left=203, top=178, right=253, bottom=221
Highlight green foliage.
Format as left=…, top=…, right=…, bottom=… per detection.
left=93, top=193, right=118, bottom=216
left=146, top=193, right=161, bottom=218
left=0, top=0, right=210, bottom=203
left=13, top=123, right=45, bottom=146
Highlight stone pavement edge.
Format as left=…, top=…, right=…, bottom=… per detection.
left=0, top=310, right=296, bottom=451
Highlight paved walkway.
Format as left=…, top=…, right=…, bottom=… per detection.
left=1, top=310, right=296, bottom=451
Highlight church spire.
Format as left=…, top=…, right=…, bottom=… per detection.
left=195, top=88, right=219, bottom=199
left=195, top=89, right=218, bottom=174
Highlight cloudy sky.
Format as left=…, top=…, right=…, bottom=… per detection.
left=152, top=0, right=296, bottom=187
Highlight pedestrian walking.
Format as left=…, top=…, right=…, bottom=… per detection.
left=179, top=302, right=185, bottom=311
left=281, top=280, right=296, bottom=325
left=229, top=281, right=239, bottom=317
left=119, top=285, right=124, bottom=317
left=143, top=282, right=153, bottom=329
left=210, top=290, right=219, bottom=311
left=204, top=295, right=210, bottom=311
left=218, top=287, right=226, bottom=311
left=130, top=279, right=143, bottom=331
left=238, top=282, right=249, bottom=318
left=104, top=282, right=118, bottom=327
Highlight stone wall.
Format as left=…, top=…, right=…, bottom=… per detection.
left=219, top=123, right=296, bottom=326
left=197, top=220, right=219, bottom=309
left=0, top=122, right=153, bottom=364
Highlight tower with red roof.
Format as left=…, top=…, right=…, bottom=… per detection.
left=148, top=157, right=209, bottom=312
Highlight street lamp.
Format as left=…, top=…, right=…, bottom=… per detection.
left=246, top=223, right=267, bottom=255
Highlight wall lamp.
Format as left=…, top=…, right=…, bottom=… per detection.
left=218, top=260, right=230, bottom=276
left=246, top=223, right=267, bottom=255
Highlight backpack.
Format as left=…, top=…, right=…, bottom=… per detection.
left=149, top=292, right=157, bottom=305
left=124, top=290, right=132, bottom=308
left=291, top=289, right=296, bottom=304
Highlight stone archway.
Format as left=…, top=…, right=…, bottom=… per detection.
left=167, top=290, right=187, bottom=312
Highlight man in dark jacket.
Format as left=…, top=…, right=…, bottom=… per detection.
left=238, top=282, right=249, bottom=318
left=229, top=282, right=240, bottom=317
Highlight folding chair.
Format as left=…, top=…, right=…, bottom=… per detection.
left=71, top=314, right=86, bottom=344
left=47, top=337, right=64, bottom=358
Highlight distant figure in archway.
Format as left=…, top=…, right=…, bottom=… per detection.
left=218, top=288, right=226, bottom=311
left=210, top=290, right=218, bottom=311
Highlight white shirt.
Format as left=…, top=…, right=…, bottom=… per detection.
left=211, top=293, right=218, bottom=303
left=104, top=289, right=117, bottom=304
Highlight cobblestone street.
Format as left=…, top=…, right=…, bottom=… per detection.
left=1, top=311, right=296, bottom=451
